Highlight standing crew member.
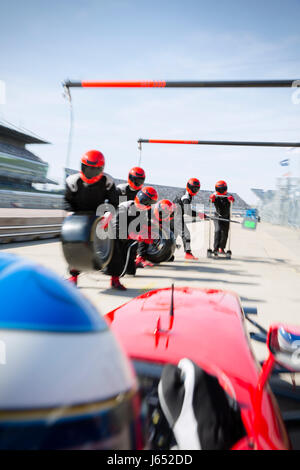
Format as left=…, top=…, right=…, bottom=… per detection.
left=104, top=186, right=158, bottom=290
left=64, top=150, right=118, bottom=285
left=209, top=180, right=235, bottom=257
left=172, top=178, right=202, bottom=260
left=116, top=167, right=146, bottom=201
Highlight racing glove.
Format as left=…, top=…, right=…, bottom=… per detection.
left=98, top=212, right=113, bottom=229
left=128, top=234, right=154, bottom=244
left=128, top=224, right=154, bottom=244
left=228, top=195, right=235, bottom=203
left=209, top=194, right=216, bottom=203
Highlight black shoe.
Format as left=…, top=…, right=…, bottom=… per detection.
left=126, top=266, right=137, bottom=276
left=126, top=269, right=136, bottom=276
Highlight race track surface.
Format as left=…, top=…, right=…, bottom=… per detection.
left=2, top=220, right=300, bottom=363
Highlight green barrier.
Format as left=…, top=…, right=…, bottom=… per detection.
left=243, top=218, right=257, bottom=230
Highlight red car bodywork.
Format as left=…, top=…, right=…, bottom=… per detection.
left=105, top=286, right=291, bottom=450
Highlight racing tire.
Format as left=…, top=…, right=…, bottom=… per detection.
left=61, top=213, right=114, bottom=272
left=146, top=229, right=176, bottom=264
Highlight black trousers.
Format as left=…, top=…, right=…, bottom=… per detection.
left=104, top=239, right=138, bottom=277
left=170, top=218, right=191, bottom=252
left=213, top=219, right=229, bottom=251
left=137, top=242, right=148, bottom=258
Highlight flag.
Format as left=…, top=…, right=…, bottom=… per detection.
left=280, top=158, right=289, bottom=166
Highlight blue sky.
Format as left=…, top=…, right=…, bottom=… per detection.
left=1, top=0, right=300, bottom=203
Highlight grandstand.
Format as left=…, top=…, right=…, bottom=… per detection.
left=0, top=123, right=57, bottom=191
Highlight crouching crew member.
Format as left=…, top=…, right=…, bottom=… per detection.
left=136, top=199, right=175, bottom=269
left=64, top=150, right=118, bottom=285
left=104, top=186, right=158, bottom=290
left=209, top=180, right=235, bottom=256
left=116, top=167, right=152, bottom=269
left=154, top=199, right=176, bottom=226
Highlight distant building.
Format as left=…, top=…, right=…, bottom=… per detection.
left=251, top=188, right=276, bottom=203
left=252, top=179, right=300, bottom=227
left=0, top=123, right=57, bottom=191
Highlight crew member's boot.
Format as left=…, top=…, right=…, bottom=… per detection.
left=67, top=270, right=80, bottom=286
left=184, top=251, right=198, bottom=261
left=135, top=255, right=154, bottom=268
left=111, top=276, right=127, bottom=291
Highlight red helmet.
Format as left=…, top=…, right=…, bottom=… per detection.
left=80, top=150, right=105, bottom=184
left=154, top=199, right=175, bottom=222
left=186, top=178, right=200, bottom=196
left=128, top=167, right=146, bottom=191
left=134, top=186, right=158, bottom=211
left=215, top=180, right=227, bottom=195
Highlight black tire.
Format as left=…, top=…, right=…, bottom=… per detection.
left=61, top=213, right=114, bottom=271
left=146, top=229, right=176, bottom=264
left=92, top=217, right=114, bottom=269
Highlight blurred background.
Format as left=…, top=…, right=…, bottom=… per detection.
left=0, top=0, right=300, bottom=224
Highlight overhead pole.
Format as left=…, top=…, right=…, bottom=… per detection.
left=64, top=79, right=299, bottom=89
left=63, top=78, right=300, bottom=168
left=137, top=138, right=300, bottom=148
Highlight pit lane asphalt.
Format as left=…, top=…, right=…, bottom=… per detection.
left=2, top=220, right=300, bottom=364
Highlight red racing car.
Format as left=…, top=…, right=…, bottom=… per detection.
left=105, top=286, right=300, bottom=450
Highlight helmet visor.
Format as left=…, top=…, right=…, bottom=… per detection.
left=188, top=183, right=200, bottom=194
left=216, top=185, right=227, bottom=194
left=130, top=176, right=145, bottom=188
left=129, top=175, right=145, bottom=188
left=81, top=163, right=103, bottom=180
left=138, top=192, right=156, bottom=208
